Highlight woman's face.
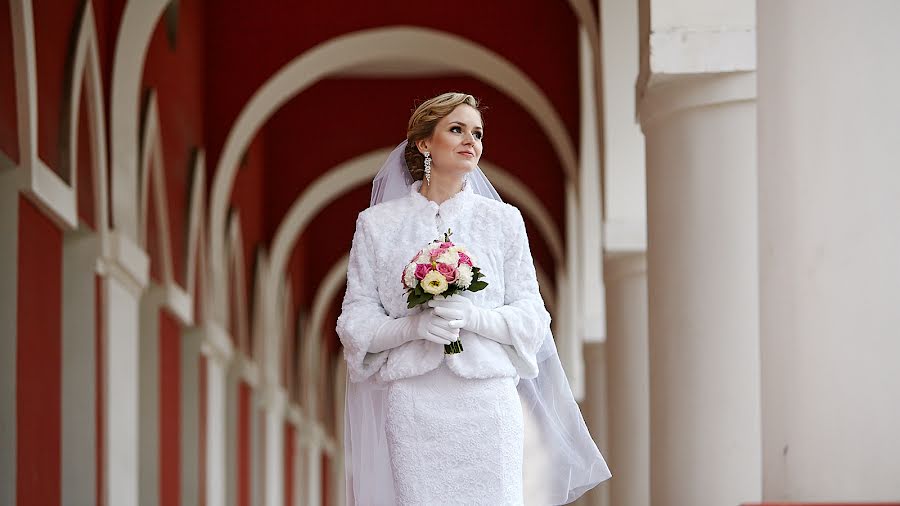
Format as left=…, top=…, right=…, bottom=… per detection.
left=418, top=104, right=484, bottom=178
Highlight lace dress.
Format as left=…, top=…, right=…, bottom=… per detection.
left=385, top=362, right=524, bottom=505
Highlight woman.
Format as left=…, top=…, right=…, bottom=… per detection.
left=336, top=92, right=610, bottom=505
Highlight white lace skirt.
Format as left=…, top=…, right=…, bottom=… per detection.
left=385, top=362, right=524, bottom=506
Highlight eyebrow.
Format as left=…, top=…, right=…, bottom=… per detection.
left=449, top=121, right=484, bottom=130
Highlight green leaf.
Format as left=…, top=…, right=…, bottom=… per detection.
left=468, top=280, right=488, bottom=292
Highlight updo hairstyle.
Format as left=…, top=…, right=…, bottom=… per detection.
left=404, top=92, right=482, bottom=181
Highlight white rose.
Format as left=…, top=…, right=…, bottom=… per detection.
left=455, top=264, right=473, bottom=289
left=421, top=270, right=449, bottom=295
left=403, top=263, right=417, bottom=288
left=435, top=250, right=460, bottom=266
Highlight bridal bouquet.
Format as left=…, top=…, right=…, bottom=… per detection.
left=402, top=229, right=488, bottom=354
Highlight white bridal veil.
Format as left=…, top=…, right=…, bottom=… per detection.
left=345, top=140, right=611, bottom=505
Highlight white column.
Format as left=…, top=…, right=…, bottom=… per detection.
left=98, top=230, right=149, bottom=506
left=757, top=1, right=900, bottom=500
left=580, top=343, right=610, bottom=506
left=563, top=185, right=585, bottom=400
left=202, top=322, right=233, bottom=506
left=578, top=27, right=607, bottom=343
left=304, top=425, right=323, bottom=506
left=600, top=0, right=646, bottom=254
left=138, top=286, right=162, bottom=506
left=640, top=72, right=761, bottom=505
left=181, top=328, right=202, bottom=506
left=603, top=254, right=649, bottom=506
left=262, top=386, right=286, bottom=506
left=638, top=2, right=761, bottom=503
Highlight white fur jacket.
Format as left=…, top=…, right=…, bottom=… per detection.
left=336, top=180, right=552, bottom=384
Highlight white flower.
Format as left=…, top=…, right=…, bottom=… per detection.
left=435, top=250, right=460, bottom=266
left=455, top=264, right=473, bottom=289
left=403, top=263, right=417, bottom=288
left=421, top=270, right=449, bottom=295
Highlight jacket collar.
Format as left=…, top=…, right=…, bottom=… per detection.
left=409, top=178, right=474, bottom=217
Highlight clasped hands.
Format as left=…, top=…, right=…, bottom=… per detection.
left=369, top=295, right=511, bottom=354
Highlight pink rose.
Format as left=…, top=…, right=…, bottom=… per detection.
left=414, top=263, right=432, bottom=280
left=436, top=263, right=458, bottom=283
left=458, top=252, right=473, bottom=266
left=440, top=241, right=453, bottom=248
left=430, top=247, right=448, bottom=260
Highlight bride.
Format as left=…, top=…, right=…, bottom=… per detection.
left=336, top=92, right=610, bottom=505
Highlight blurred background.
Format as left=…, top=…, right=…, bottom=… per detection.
left=2, top=0, right=899, bottom=505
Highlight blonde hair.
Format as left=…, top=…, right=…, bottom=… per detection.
left=405, top=92, right=482, bottom=181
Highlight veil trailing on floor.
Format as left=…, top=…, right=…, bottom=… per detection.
left=344, top=140, right=611, bottom=505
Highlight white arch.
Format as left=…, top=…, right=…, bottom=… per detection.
left=63, top=0, right=110, bottom=238
left=209, top=26, right=577, bottom=345
left=301, top=254, right=349, bottom=416
left=10, top=0, right=77, bottom=228
left=110, top=0, right=169, bottom=240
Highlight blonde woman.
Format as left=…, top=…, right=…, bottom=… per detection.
left=337, top=92, right=610, bottom=505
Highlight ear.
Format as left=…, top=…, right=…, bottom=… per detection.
left=415, top=138, right=430, bottom=154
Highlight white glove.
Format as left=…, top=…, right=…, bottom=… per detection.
left=367, top=308, right=461, bottom=353
left=427, top=295, right=512, bottom=346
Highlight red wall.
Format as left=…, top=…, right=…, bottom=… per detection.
left=17, top=197, right=62, bottom=506
left=238, top=382, right=252, bottom=506
left=160, top=309, right=182, bottom=506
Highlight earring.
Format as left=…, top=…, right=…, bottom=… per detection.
left=423, top=151, right=432, bottom=185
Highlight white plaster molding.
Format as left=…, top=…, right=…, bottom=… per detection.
left=65, top=0, right=110, bottom=242
left=138, top=90, right=176, bottom=285
left=110, top=0, right=169, bottom=240
left=638, top=71, right=756, bottom=131
left=604, top=252, right=647, bottom=284
left=603, top=220, right=647, bottom=253
left=200, top=320, right=235, bottom=365
left=226, top=212, right=250, bottom=353
left=209, top=27, right=577, bottom=346
left=640, top=27, right=756, bottom=91
left=10, top=0, right=78, bottom=229
left=232, top=351, right=260, bottom=388
left=164, top=282, right=193, bottom=326
left=97, top=230, right=150, bottom=296
left=285, top=403, right=304, bottom=427
left=185, top=152, right=206, bottom=306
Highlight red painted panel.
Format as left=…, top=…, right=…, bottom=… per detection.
left=16, top=196, right=62, bottom=506
left=32, top=0, right=80, bottom=175
left=237, top=382, right=251, bottom=506
left=159, top=309, right=182, bottom=506
left=95, top=275, right=104, bottom=506
left=284, top=423, right=295, bottom=506
left=321, top=453, right=330, bottom=506
left=0, top=2, right=18, bottom=163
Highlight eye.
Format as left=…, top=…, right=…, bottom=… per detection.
left=474, top=131, right=483, bottom=140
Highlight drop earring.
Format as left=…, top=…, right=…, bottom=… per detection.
left=423, top=151, right=432, bottom=185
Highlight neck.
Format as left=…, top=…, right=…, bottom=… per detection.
left=419, top=172, right=465, bottom=205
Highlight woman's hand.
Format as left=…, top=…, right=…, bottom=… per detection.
left=413, top=308, right=462, bottom=345
left=368, top=308, right=460, bottom=353
left=428, top=295, right=513, bottom=346
left=427, top=295, right=475, bottom=330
